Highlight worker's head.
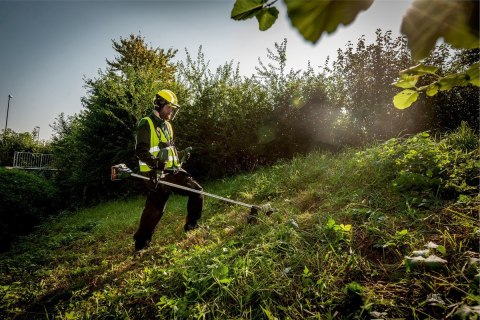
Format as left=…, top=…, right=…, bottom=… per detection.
left=153, top=89, right=180, bottom=121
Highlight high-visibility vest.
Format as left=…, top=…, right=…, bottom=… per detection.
left=138, top=117, right=180, bottom=172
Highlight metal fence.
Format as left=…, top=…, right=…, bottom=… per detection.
left=13, top=152, right=56, bottom=170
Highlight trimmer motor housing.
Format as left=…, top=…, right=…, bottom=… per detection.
left=111, top=164, right=133, bottom=181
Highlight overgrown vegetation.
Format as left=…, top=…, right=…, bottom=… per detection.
left=1, top=126, right=478, bottom=319
left=0, top=168, right=58, bottom=251
left=0, top=128, right=51, bottom=167
left=2, top=30, right=477, bottom=256
left=46, top=32, right=478, bottom=208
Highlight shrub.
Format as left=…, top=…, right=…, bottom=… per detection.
left=0, top=168, right=58, bottom=251
left=356, top=126, right=479, bottom=201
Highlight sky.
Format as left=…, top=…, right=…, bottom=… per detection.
left=0, top=0, right=411, bottom=141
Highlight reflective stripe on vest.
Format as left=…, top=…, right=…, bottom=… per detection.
left=139, top=117, right=180, bottom=172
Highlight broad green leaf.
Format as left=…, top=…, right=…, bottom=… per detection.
left=400, top=64, right=438, bottom=76
left=231, top=0, right=265, bottom=20
left=303, top=265, right=311, bottom=276
left=65, top=312, right=78, bottom=320
left=394, top=74, right=419, bottom=89
left=438, top=74, right=469, bottom=91
left=340, top=224, right=352, bottom=232
left=219, top=278, right=232, bottom=284
left=212, top=264, right=229, bottom=280
left=285, top=0, right=373, bottom=44
left=326, top=217, right=336, bottom=228
left=256, top=7, right=279, bottom=31
left=401, top=0, right=480, bottom=60
left=344, top=281, right=363, bottom=295
left=466, top=62, right=480, bottom=86
left=426, top=83, right=439, bottom=96
left=436, top=245, right=446, bottom=256
left=393, top=89, right=419, bottom=109
left=396, top=229, right=408, bottom=236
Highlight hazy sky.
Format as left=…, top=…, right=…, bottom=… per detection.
left=0, top=0, right=410, bottom=140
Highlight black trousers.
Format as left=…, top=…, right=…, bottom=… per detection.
left=133, top=170, right=203, bottom=246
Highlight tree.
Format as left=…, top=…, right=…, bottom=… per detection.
left=51, top=34, right=178, bottom=204
left=176, top=46, right=272, bottom=177
left=324, top=30, right=420, bottom=141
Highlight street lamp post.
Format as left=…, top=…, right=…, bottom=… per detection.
left=35, top=126, right=40, bottom=141
left=4, top=94, right=13, bottom=134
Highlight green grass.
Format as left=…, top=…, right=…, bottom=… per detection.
left=1, top=129, right=479, bottom=319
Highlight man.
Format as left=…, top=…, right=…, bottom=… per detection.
left=134, top=89, right=203, bottom=251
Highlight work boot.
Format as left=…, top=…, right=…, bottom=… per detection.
left=184, top=223, right=199, bottom=232
left=134, top=239, right=150, bottom=252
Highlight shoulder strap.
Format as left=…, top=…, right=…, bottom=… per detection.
left=165, top=121, right=174, bottom=139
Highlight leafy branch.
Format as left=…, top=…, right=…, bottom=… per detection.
left=231, top=0, right=479, bottom=111
left=231, top=0, right=478, bottom=61
left=231, top=0, right=280, bottom=31
left=392, top=62, right=479, bottom=109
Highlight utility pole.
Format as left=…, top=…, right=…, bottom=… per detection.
left=4, top=94, right=13, bottom=134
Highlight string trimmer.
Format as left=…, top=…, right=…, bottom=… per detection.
left=111, top=164, right=274, bottom=223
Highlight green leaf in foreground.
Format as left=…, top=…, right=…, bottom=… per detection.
left=256, top=7, right=279, bottom=31
left=212, top=264, right=231, bottom=283
left=400, top=64, right=439, bottom=76
left=285, top=0, right=373, bottom=43
left=466, top=62, right=480, bottom=86
left=436, top=245, right=446, bottom=256
left=393, top=89, right=419, bottom=109
left=394, top=74, right=420, bottom=89
left=438, top=74, right=469, bottom=91
left=231, top=0, right=265, bottom=20
left=401, top=0, right=480, bottom=60
left=426, top=83, right=439, bottom=96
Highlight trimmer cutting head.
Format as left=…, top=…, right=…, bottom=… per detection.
left=247, top=203, right=275, bottom=224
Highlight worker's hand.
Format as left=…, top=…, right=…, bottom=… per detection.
left=178, top=147, right=192, bottom=163
left=151, top=158, right=166, bottom=171
left=157, top=148, right=170, bottom=161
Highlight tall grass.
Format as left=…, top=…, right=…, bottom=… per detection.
left=1, top=128, right=478, bottom=319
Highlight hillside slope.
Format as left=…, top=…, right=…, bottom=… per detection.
left=1, top=128, right=479, bottom=319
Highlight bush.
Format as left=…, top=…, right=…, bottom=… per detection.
left=355, top=127, right=479, bottom=201
left=0, top=168, right=58, bottom=251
